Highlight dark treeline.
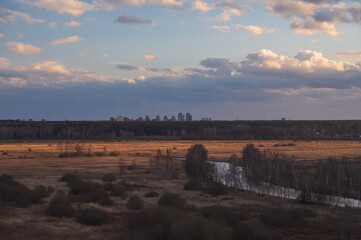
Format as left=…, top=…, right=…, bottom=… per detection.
left=1, top=120, right=361, bottom=140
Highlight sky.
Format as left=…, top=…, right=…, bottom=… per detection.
left=0, top=0, right=361, bottom=121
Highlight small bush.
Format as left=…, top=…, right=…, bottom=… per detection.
left=110, top=185, right=128, bottom=199
left=47, top=193, right=74, bottom=218
left=287, top=143, right=296, bottom=146
left=258, top=144, right=265, bottom=147
left=126, top=195, right=145, bottom=211
left=33, top=185, right=52, bottom=198
left=80, top=189, right=114, bottom=206
left=233, top=223, right=254, bottom=240
left=144, top=191, right=159, bottom=198
left=103, top=183, right=115, bottom=191
left=0, top=178, right=31, bottom=207
left=68, top=181, right=102, bottom=195
left=260, top=209, right=291, bottom=228
left=0, top=174, right=13, bottom=182
left=158, top=192, right=185, bottom=208
left=78, top=206, right=109, bottom=226
left=102, top=173, right=116, bottom=182
left=2, top=151, right=8, bottom=155
left=206, top=182, right=228, bottom=195
left=289, top=208, right=317, bottom=221
left=127, top=164, right=136, bottom=170
left=199, top=205, right=238, bottom=227
left=58, top=173, right=80, bottom=183
left=184, top=179, right=203, bottom=191
left=273, top=144, right=281, bottom=147
left=109, top=151, right=120, bottom=156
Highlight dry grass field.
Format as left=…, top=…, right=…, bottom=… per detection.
left=1, top=140, right=361, bottom=239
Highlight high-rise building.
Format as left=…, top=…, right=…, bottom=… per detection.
left=170, top=115, right=176, bottom=121
left=156, top=115, right=161, bottom=121
left=117, top=116, right=123, bottom=122
left=145, top=115, right=150, bottom=121
left=186, top=113, right=192, bottom=121
left=163, top=115, right=168, bottom=121
left=178, top=112, right=185, bottom=121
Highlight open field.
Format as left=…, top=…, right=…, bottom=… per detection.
left=1, top=140, right=361, bottom=239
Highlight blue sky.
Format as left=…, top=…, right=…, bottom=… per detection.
left=0, top=0, right=361, bottom=120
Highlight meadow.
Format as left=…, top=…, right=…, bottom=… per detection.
left=1, top=140, right=361, bottom=239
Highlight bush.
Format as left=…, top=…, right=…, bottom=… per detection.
left=158, top=192, right=185, bottom=208
left=233, top=223, right=254, bottom=240
left=185, top=144, right=213, bottom=181
left=33, top=185, right=52, bottom=198
left=289, top=208, right=317, bottom=221
left=339, top=217, right=358, bottom=240
left=47, top=193, right=74, bottom=218
left=109, top=151, right=120, bottom=156
left=110, top=185, right=128, bottom=199
left=0, top=177, right=31, bottom=207
left=184, top=179, right=203, bottom=191
left=102, top=173, right=116, bottom=182
left=103, top=183, right=115, bottom=191
left=80, top=189, right=114, bottom=206
left=58, top=173, right=80, bottom=183
left=260, top=209, right=291, bottom=228
left=126, top=195, right=145, bottom=211
left=127, top=164, right=136, bottom=170
left=144, top=191, right=159, bottom=198
left=78, top=206, right=109, bottom=226
left=2, top=151, right=8, bottom=155
left=199, top=205, right=238, bottom=227
left=68, top=181, right=102, bottom=195
left=206, top=182, right=228, bottom=195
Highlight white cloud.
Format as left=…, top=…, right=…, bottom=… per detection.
left=216, top=8, right=249, bottom=21
left=211, top=25, right=231, bottom=33
left=6, top=42, right=43, bottom=54
left=64, top=20, right=82, bottom=27
left=94, top=0, right=183, bottom=10
left=49, top=22, right=57, bottom=28
left=0, top=7, right=44, bottom=24
left=0, top=58, right=10, bottom=68
left=26, top=0, right=93, bottom=16
left=191, top=1, right=212, bottom=12
left=335, top=51, right=361, bottom=58
left=234, top=25, right=276, bottom=35
left=32, top=61, right=71, bottom=75
left=0, top=33, right=4, bottom=38
left=51, top=35, right=82, bottom=45
left=142, top=55, right=156, bottom=60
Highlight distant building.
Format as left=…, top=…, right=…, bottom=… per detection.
left=123, top=117, right=131, bottom=121
left=117, top=116, right=123, bottom=122
left=170, top=115, right=176, bottom=121
left=163, top=115, right=168, bottom=121
left=137, top=117, right=143, bottom=121
left=145, top=115, right=150, bottom=121
left=281, top=117, right=286, bottom=121
left=110, top=117, right=115, bottom=121
left=201, top=118, right=212, bottom=121
left=178, top=113, right=185, bottom=121
left=41, top=119, right=46, bottom=122
left=156, top=115, right=161, bottom=121
left=186, top=113, right=192, bottom=121
left=28, top=119, right=33, bottom=122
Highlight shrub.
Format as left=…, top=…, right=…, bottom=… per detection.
left=33, top=185, right=52, bottom=198
left=126, top=195, right=145, bottom=211
left=47, top=193, right=74, bottom=218
left=58, top=173, right=80, bottom=183
left=0, top=174, right=13, bottom=182
left=78, top=206, right=109, bottom=226
left=185, top=144, right=213, bottom=181
left=102, top=173, right=116, bottom=182
left=0, top=178, right=31, bottom=207
left=80, top=188, right=114, bottom=206
left=199, top=205, right=238, bottom=227
left=158, top=192, right=185, bottom=208
left=144, top=191, right=159, bottom=198
left=109, top=151, right=120, bottom=156
left=184, top=179, right=203, bottom=191
left=2, top=151, right=8, bottom=155
left=287, top=143, right=296, bottom=146
left=127, top=164, right=136, bottom=170
left=103, top=183, right=115, bottom=191
left=289, top=208, right=317, bottom=221
left=233, top=223, right=254, bottom=240
left=68, top=181, right=102, bottom=195
left=206, top=182, right=228, bottom=195
left=260, top=209, right=291, bottom=228
left=110, top=185, right=128, bottom=199
left=339, top=217, right=358, bottom=240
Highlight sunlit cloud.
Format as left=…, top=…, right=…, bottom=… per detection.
left=142, top=55, right=156, bottom=60
left=64, top=20, right=82, bottom=27
left=233, top=25, right=276, bottom=35
left=0, top=7, right=44, bottom=24
left=335, top=51, right=361, bottom=58
left=6, top=42, right=43, bottom=54
left=210, top=25, right=231, bottom=33
left=24, top=0, right=93, bottom=16
left=51, top=35, right=82, bottom=45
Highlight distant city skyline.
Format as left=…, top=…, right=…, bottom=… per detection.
left=1, top=0, right=361, bottom=120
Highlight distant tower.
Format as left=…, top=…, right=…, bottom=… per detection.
left=156, top=115, right=161, bottom=121
left=163, top=115, right=168, bottom=121
left=178, top=113, right=185, bottom=121
left=186, top=113, right=192, bottom=121
left=116, top=116, right=123, bottom=122
left=145, top=115, right=150, bottom=121
left=170, top=115, right=176, bottom=121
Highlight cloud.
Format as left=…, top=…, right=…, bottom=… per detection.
left=210, top=25, right=231, bottom=33
left=0, top=58, right=10, bottom=68
left=94, top=0, right=183, bottom=10
left=51, top=35, right=82, bottom=45
left=64, top=20, right=82, bottom=27
left=114, top=14, right=153, bottom=24
left=191, top=1, right=212, bottom=11
left=116, top=64, right=138, bottom=70
left=25, top=0, right=93, bottom=16
left=215, top=8, right=249, bottom=21
left=0, top=33, right=4, bottom=38
left=49, top=22, right=57, bottom=28
left=6, top=42, right=43, bottom=54
left=261, top=0, right=361, bottom=36
left=142, top=55, right=156, bottom=60
left=335, top=51, right=361, bottom=57
left=0, top=7, right=44, bottom=25
left=234, top=25, right=276, bottom=35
